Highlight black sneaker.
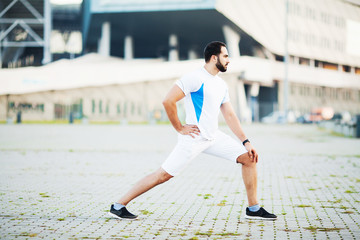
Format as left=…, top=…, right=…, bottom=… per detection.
left=108, top=204, right=138, bottom=220
left=245, top=207, right=277, bottom=220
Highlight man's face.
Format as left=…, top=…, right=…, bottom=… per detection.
left=215, top=46, right=230, bottom=72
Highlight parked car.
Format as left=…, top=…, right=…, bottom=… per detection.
left=308, top=107, right=334, bottom=123
left=261, top=111, right=296, bottom=124
left=296, top=114, right=311, bottom=124
left=296, top=107, right=335, bottom=124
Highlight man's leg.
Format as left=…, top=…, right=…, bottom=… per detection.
left=110, top=134, right=207, bottom=219
left=203, top=131, right=259, bottom=206
left=236, top=153, right=258, bottom=206
left=109, top=168, right=172, bottom=219
left=109, top=167, right=173, bottom=219
left=237, top=153, right=277, bottom=220
left=117, top=133, right=198, bottom=206
left=117, top=167, right=173, bottom=206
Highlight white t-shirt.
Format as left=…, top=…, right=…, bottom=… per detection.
left=176, top=67, right=230, bottom=140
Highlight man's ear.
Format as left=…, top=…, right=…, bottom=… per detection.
left=211, top=55, right=217, bottom=62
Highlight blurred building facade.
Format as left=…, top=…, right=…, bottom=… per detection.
left=1, top=0, right=360, bottom=123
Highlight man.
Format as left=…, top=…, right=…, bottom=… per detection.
left=109, top=41, right=277, bottom=220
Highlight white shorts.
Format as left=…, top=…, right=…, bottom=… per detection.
left=161, top=130, right=247, bottom=176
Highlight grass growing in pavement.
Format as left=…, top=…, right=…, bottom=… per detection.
left=216, top=232, right=242, bottom=236
left=304, top=226, right=343, bottom=232
left=19, top=232, right=38, bottom=237
left=345, top=190, right=358, bottom=193
left=203, top=194, right=213, bottom=199
left=281, top=228, right=298, bottom=232
left=342, top=211, right=354, bottom=214
left=140, top=210, right=153, bottom=215
left=39, top=193, right=50, bottom=198
left=296, top=204, right=313, bottom=208
left=67, top=213, right=76, bottom=217
left=328, top=199, right=342, bottom=204
left=194, top=231, right=241, bottom=237
left=217, top=200, right=227, bottom=206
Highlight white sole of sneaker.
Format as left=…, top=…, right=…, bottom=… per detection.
left=107, top=212, right=138, bottom=220
left=245, top=215, right=277, bottom=221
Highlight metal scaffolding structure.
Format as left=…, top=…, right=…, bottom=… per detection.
left=0, top=0, right=51, bottom=68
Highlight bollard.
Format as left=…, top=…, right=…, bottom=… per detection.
left=16, top=111, right=22, bottom=124
left=121, top=118, right=128, bottom=125
left=81, top=117, right=89, bottom=124
left=6, top=117, right=13, bottom=124
left=356, top=115, right=360, bottom=138
left=69, top=112, right=74, bottom=124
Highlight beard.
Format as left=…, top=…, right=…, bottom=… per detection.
left=216, top=58, right=228, bottom=72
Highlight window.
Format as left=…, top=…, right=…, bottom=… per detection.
left=131, top=102, right=135, bottom=115
left=92, top=100, right=95, bottom=114
left=8, top=102, right=15, bottom=109
left=315, top=60, right=322, bottom=68
left=291, top=84, right=296, bottom=95
left=138, top=104, right=142, bottom=115
left=323, top=62, right=338, bottom=71
left=99, top=100, right=102, bottom=113
left=36, top=104, right=44, bottom=112
left=348, top=91, right=352, bottom=101
left=106, top=102, right=109, bottom=114
left=355, top=68, right=360, bottom=75
left=123, top=102, right=128, bottom=117
left=117, top=103, right=121, bottom=114
left=342, top=91, right=351, bottom=101
left=275, top=55, right=284, bottom=62
left=299, top=58, right=310, bottom=66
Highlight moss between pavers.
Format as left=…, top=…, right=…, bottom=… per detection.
left=295, top=204, right=313, bottom=208
left=304, top=226, right=343, bottom=232
left=18, top=232, right=38, bottom=237
left=194, top=230, right=242, bottom=237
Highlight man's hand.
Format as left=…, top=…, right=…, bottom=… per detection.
left=179, top=124, right=200, bottom=138
left=244, top=143, right=258, bottom=163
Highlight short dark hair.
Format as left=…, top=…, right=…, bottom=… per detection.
left=204, top=41, right=226, bottom=62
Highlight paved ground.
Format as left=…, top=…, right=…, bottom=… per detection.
left=0, top=123, right=359, bottom=239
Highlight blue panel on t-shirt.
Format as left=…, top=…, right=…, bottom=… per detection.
left=190, top=83, right=204, bottom=122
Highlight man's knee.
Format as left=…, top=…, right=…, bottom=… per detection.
left=156, top=168, right=173, bottom=184
left=236, top=153, right=256, bottom=167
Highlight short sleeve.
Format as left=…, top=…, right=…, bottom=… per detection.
left=175, top=73, right=201, bottom=96
left=221, top=86, right=230, bottom=104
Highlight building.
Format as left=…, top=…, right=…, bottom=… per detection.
left=1, top=0, right=360, bottom=123
left=51, top=1, right=82, bottom=60
left=0, top=0, right=51, bottom=68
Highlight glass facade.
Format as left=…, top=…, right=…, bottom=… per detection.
left=90, top=0, right=216, bottom=13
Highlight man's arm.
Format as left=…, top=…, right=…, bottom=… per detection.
left=162, top=85, right=200, bottom=138
left=220, top=102, right=258, bottom=162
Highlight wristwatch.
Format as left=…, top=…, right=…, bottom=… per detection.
left=242, top=139, right=250, bottom=146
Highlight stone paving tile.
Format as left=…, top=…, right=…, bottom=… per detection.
left=0, top=124, right=359, bottom=239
